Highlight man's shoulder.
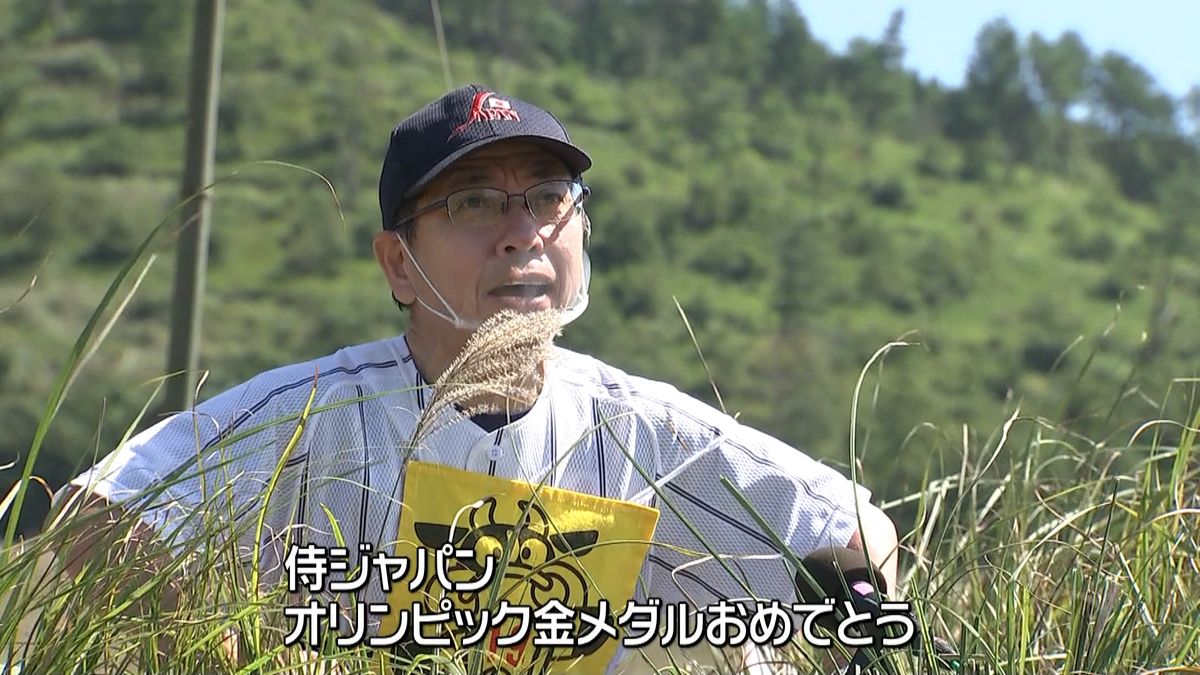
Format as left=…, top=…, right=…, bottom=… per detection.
left=549, top=347, right=731, bottom=433
left=195, top=335, right=412, bottom=412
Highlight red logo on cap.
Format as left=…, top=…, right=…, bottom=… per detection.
left=449, top=91, right=521, bottom=138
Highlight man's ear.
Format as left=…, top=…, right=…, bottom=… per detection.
left=372, top=230, right=417, bottom=305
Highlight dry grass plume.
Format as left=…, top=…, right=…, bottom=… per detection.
left=409, top=309, right=563, bottom=449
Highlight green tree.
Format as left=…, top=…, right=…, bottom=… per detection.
left=1138, top=170, right=1200, bottom=361
left=961, top=18, right=1042, bottom=166
left=717, top=0, right=772, bottom=94
left=1090, top=51, right=1176, bottom=140
left=1028, top=31, right=1090, bottom=118
left=830, top=10, right=914, bottom=131
left=572, top=0, right=649, bottom=78
left=774, top=217, right=833, bottom=332
left=766, top=1, right=827, bottom=104
left=1184, top=85, right=1200, bottom=144
left=1028, top=30, right=1090, bottom=170
left=1089, top=51, right=1181, bottom=200
left=73, top=0, right=188, bottom=97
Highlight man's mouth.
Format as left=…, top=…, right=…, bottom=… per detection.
left=489, top=282, right=551, bottom=299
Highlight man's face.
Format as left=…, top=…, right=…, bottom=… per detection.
left=374, top=139, right=587, bottom=340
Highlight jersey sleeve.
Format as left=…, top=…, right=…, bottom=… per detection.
left=61, top=371, right=307, bottom=558
left=637, top=388, right=871, bottom=608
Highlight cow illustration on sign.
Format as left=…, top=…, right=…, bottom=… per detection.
left=409, top=497, right=611, bottom=671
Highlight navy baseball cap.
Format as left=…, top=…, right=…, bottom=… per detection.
left=379, top=84, right=592, bottom=229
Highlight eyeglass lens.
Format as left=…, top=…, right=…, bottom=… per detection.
left=446, top=181, right=582, bottom=228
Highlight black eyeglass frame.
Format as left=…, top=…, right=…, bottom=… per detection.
left=389, top=179, right=590, bottom=231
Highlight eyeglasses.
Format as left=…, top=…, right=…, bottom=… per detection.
left=393, top=179, right=589, bottom=231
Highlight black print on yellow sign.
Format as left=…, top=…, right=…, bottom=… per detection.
left=383, top=461, right=659, bottom=674
left=413, top=496, right=598, bottom=605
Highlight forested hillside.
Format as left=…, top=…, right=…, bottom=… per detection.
left=2, top=0, right=1198, bottom=536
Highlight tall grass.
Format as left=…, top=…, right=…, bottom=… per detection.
left=1, top=204, right=1197, bottom=674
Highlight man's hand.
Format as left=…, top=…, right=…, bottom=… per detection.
left=847, top=501, right=900, bottom=594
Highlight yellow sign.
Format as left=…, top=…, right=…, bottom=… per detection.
left=382, top=461, right=659, bottom=674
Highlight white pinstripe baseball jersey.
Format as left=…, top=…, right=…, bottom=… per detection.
left=69, top=333, right=869, bottom=641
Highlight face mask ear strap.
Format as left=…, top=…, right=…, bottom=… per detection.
left=392, top=230, right=479, bottom=330
left=560, top=249, right=591, bottom=326
left=560, top=210, right=592, bottom=326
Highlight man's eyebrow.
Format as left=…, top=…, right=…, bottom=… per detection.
left=440, top=167, right=495, bottom=190
left=527, top=159, right=572, bottom=179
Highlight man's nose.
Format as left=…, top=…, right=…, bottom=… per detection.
left=496, top=195, right=547, bottom=253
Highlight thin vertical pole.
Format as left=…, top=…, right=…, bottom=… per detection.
left=165, top=0, right=225, bottom=412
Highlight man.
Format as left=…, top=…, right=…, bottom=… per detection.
left=58, top=84, right=898, bottom=673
